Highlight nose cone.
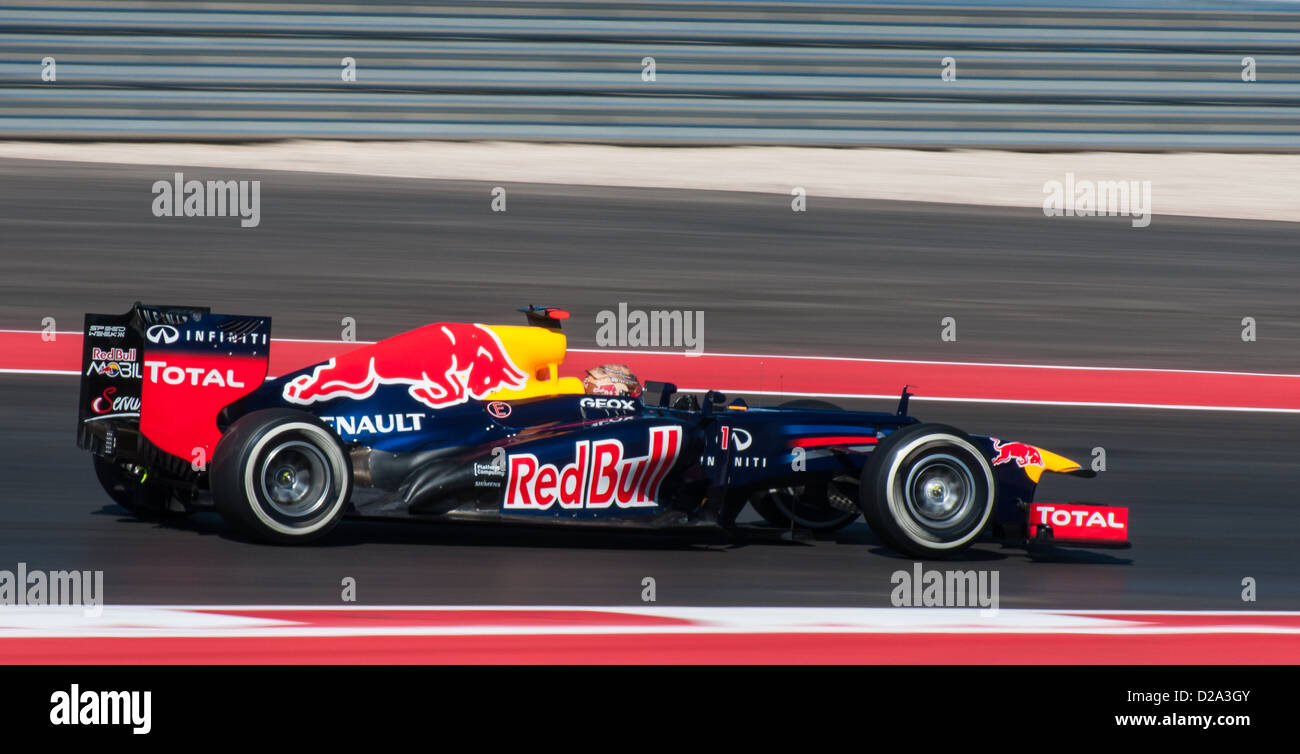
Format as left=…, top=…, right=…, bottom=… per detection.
left=1024, top=446, right=1094, bottom=483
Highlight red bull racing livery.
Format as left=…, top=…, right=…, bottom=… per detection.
left=76, top=303, right=1129, bottom=557
left=283, top=322, right=528, bottom=409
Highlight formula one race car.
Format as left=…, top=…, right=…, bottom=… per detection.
left=77, top=303, right=1130, bottom=557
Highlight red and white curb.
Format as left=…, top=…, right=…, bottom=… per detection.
left=5, top=330, right=1300, bottom=413
left=2, top=607, right=1298, bottom=664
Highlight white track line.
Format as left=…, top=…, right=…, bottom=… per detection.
left=568, top=348, right=1300, bottom=379
left=10, top=370, right=1295, bottom=411
left=5, top=331, right=1297, bottom=412
left=4, top=330, right=1296, bottom=379
left=1, top=606, right=1298, bottom=639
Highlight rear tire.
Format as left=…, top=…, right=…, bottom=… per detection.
left=750, top=478, right=860, bottom=531
left=93, top=456, right=182, bottom=517
left=210, top=409, right=352, bottom=544
left=859, top=423, right=995, bottom=558
left=749, top=398, right=860, bottom=531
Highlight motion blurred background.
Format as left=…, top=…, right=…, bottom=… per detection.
left=0, top=1, right=1298, bottom=613
left=2, top=0, right=1299, bottom=147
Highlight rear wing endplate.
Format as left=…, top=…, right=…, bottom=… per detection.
left=78, top=303, right=270, bottom=465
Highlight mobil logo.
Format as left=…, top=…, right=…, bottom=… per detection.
left=283, top=323, right=528, bottom=410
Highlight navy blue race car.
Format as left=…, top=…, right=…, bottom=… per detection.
left=77, top=303, right=1129, bottom=557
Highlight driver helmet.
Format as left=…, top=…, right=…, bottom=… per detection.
left=582, top=364, right=643, bottom=398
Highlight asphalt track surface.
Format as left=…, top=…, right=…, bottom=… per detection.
left=1, top=158, right=1298, bottom=610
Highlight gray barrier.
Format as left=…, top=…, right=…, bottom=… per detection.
left=2, top=0, right=1298, bottom=148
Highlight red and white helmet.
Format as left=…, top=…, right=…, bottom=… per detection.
left=582, top=364, right=642, bottom=398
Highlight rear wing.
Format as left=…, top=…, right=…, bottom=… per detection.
left=78, top=303, right=270, bottom=470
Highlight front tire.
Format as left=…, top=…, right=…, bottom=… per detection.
left=210, top=409, right=352, bottom=544
left=859, top=423, right=995, bottom=558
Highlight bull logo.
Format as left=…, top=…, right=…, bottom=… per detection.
left=990, top=438, right=1043, bottom=469
left=283, top=323, right=528, bottom=410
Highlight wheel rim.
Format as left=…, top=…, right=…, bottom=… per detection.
left=884, top=433, right=994, bottom=550
left=903, top=454, right=975, bottom=530
left=259, top=440, right=331, bottom=519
